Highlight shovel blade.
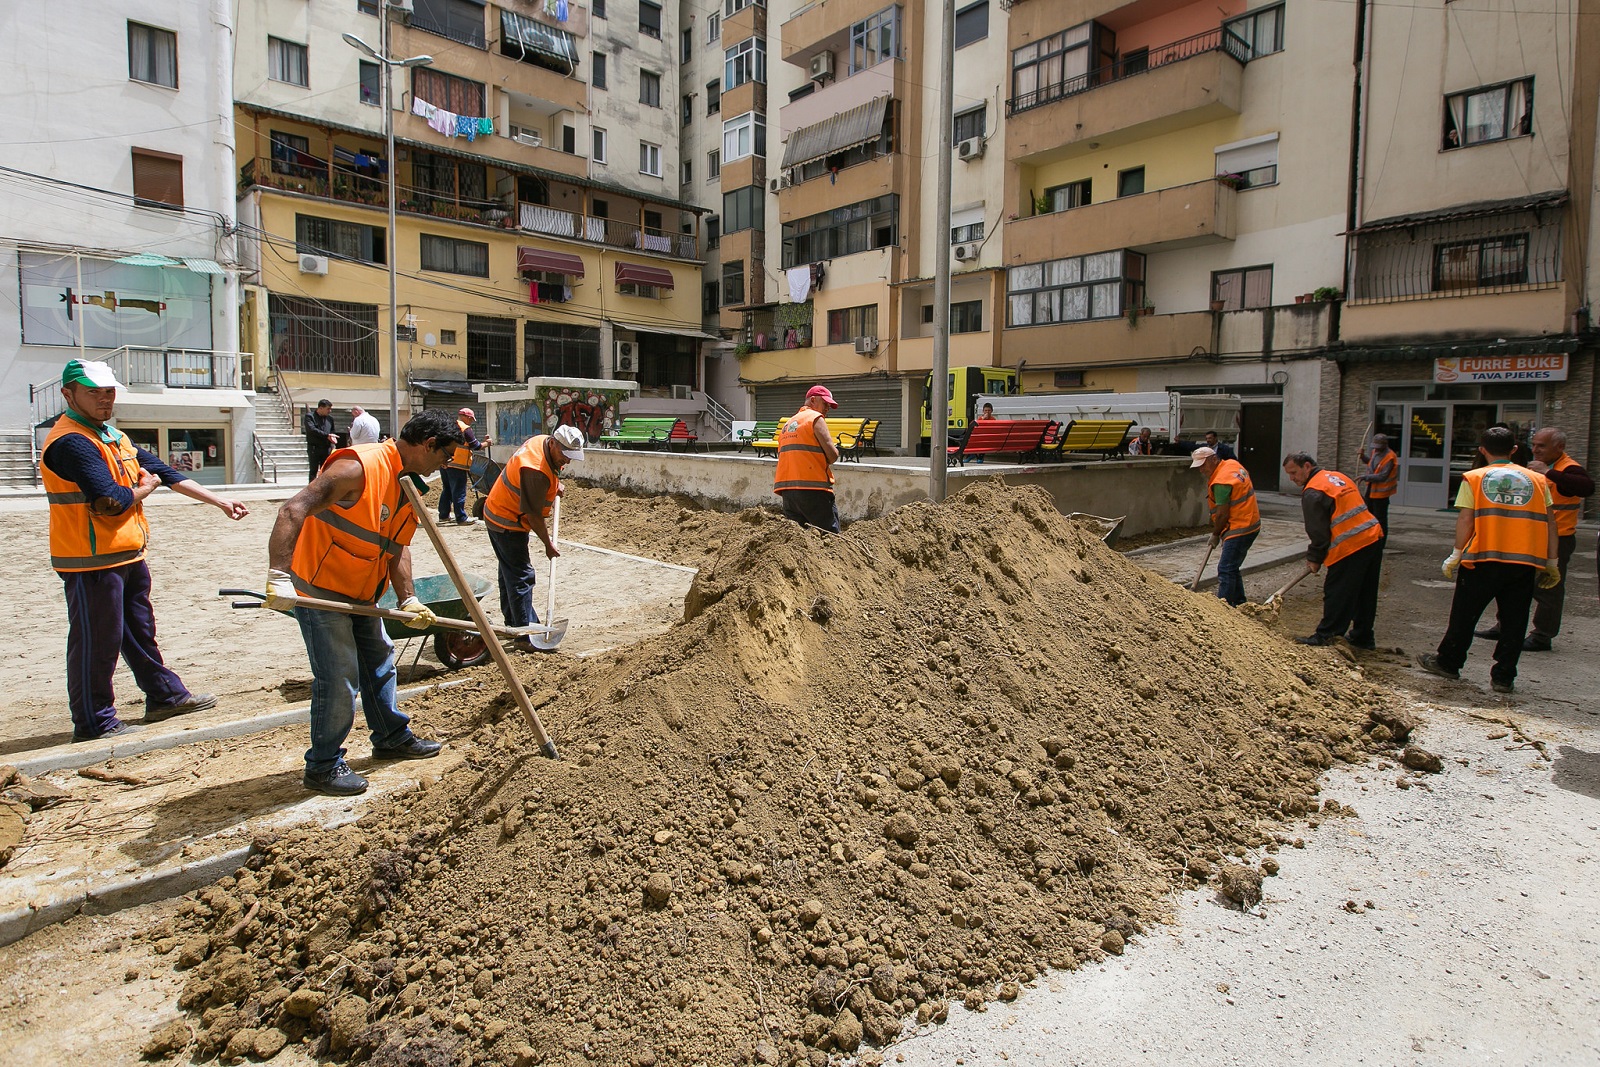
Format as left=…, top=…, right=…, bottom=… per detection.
left=524, top=617, right=568, bottom=651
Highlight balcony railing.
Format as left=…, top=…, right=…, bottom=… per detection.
left=1007, top=27, right=1250, bottom=116
left=1349, top=211, right=1563, bottom=304
left=30, top=347, right=243, bottom=426
left=519, top=202, right=698, bottom=258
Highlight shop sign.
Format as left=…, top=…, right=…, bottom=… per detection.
left=1433, top=354, right=1568, bottom=383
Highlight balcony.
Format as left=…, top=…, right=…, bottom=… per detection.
left=1003, top=311, right=1216, bottom=368
left=518, top=203, right=698, bottom=259
left=31, top=347, right=244, bottom=427
left=1007, top=178, right=1236, bottom=260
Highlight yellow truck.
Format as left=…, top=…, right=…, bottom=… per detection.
left=918, top=367, right=1018, bottom=454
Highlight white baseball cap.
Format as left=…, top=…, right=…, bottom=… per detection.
left=1189, top=446, right=1217, bottom=468
left=552, top=424, right=585, bottom=460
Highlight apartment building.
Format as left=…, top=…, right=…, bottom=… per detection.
left=0, top=1, right=249, bottom=487
left=234, top=0, right=713, bottom=447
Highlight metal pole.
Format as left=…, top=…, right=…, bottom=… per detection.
left=927, top=0, right=955, bottom=503
left=383, top=4, right=401, bottom=433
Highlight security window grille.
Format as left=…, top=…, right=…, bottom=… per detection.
left=593, top=53, right=607, bottom=88
left=722, top=260, right=745, bottom=305
left=706, top=79, right=721, bottom=114
left=593, top=128, right=608, bottom=163
left=723, top=186, right=761, bottom=233
left=412, top=0, right=487, bottom=48
left=359, top=61, right=380, bottom=105
left=1007, top=250, right=1146, bottom=326
left=268, top=295, right=379, bottom=376
left=639, top=1, right=662, bottom=39
left=1223, top=3, right=1284, bottom=58
left=950, top=221, right=984, bottom=243
left=953, top=106, right=985, bottom=143
left=296, top=214, right=386, bottom=265
left=722, top=112, right=765, bottom=162
left=1117, top=167, right=1145, bottom=197
left=410, top=149, right=487, bottom=203
left=524, top=321, right=600, bottom=379
left=1444, top=79, right=1533, bottom=149
left=1434, top=235, right=1529, bottom=291
left=827, top=305, right=878, bottom=345
left=421, top=234, right=490, bottom=276
left=725, top=37, right=766, bottom=89
left=1351, top=209, right=1559, bottom=302
left=782, top=195, right=899, bottom=268
left=849, top=6, right=899, bottom=74
left=640, top=70, right=661, bottom=107
left=1211, top=265, right=1272, bottom=310
left=954, top=1, right=988, bottom=49
left=128, top=22, right=177, bottom=88
left=640, top=142, right=662, bottom=177
left=1047, top=179, right=1092, bottom=212
left=268, top=37, right=308, bottom=86
left=413, top=68, right=486, bottom=116
left=131, top=149, right=183, bottom=209
left=467, top=315, right=517, bottom=381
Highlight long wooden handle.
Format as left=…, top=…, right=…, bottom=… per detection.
left=401, top=479, right=559, bottom=759
left=1268, top=568, right=1314, bottom=602
left=1190, top=540, right=1217, bottom=591
left=545, top=495, right=560, bottom=627
left=277, top=592, right=554, bottom=638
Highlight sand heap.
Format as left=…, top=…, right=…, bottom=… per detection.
left=162, top=481, right=1384, bottom=1066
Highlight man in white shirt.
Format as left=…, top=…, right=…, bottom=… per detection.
left=348, top=406, right=381, bottom=445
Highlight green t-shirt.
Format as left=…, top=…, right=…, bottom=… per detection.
left=1212, top=484, right=1232, bottom=506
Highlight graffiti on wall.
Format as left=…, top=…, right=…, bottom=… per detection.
left=540, top=385, right=630, bottom=442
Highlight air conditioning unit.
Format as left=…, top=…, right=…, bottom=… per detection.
left=953, top=242, right=978, bottom=262
left=514, top=130, right=542, bottom=148
left=854, top=335, right=876, bottom=355
left=809, top=51, right=834, bottom=81
left=614, top=340, right=635, bottom=373
left=956, top=137, right=986, bottom=161
left=671, top=384, right=694, bottom=400
left=768, top=173, right=792, bottom=193
left=298, top=254, right=329, bottom=275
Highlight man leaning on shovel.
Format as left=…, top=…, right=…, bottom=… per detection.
left=482, top=424, right=585, bottom=653
left=265, top=408, right=464, bottom=796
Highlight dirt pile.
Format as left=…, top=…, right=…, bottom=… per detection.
left=163, top=481, right=1384, bottom=1066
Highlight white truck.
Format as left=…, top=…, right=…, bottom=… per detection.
left=984, top=390, right=1241, bottom=448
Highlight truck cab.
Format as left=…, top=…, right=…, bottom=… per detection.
left=919, top=367, right=1017, bottom=453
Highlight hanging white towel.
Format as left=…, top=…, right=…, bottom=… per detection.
left=411, top=97, right=433, bottom=119
left=787, top=266, right=811, bottom=303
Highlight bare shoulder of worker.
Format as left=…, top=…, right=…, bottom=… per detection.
left=813, top=416, right=831, bottom=442
left=298, top=455, right=368, bottom=512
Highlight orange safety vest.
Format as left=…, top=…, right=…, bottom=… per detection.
left=484, top=435, right=559, bottom=532
left=1545, top=454, right=1583, bottom=537
left=1364, top=449, right=1398, bottom=499
left=1207, top=458, right=1259, bottom=540
left=447, top=418, right=476, bottom=470
left=1460, top=463, right=1551, bottom=569
left=41, top=414, right=150, bottom=573
left=774, top=408, right=834, bottom=494
left=1305, top=468, right=1383, bottom=566
left=289, top=441, right=418, bottom=603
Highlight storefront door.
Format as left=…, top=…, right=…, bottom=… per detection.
left=117, top=425, right=232, bottom=486
left=1399, top=405, right=1448, bottom=508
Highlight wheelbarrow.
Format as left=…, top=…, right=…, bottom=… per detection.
left=468, top=454, right=503, bottom=521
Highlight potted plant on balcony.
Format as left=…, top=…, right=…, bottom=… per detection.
left=1311, top=286, right=1342, bottom=302
left=733, top=341, right=756, bottom=359
left=1215, top=172, right=1248, bottom=191
left=1034, top=194, right=1052, bottom=216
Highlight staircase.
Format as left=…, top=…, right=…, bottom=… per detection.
left=0, top=432, right=38, bottom=489
left=252, top=389, right=310, bottom=483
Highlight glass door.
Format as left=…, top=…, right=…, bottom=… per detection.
left=1447, top=404, right=1497, bottom=504
left=1399, top=404, right=1448, bottom=508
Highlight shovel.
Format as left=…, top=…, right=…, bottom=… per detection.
left=1262, top=568, right=1314, bottom=608
left=219, top=589, right=568, bottom=643
left=545, top=495, right=562, bottom=631
left=1189, top=537, right=1218, bottom=591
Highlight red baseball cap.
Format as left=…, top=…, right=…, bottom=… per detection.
left=806, top=385, right=838, bottom=409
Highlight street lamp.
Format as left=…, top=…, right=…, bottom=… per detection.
left=343, top=18, right=431, bottom=435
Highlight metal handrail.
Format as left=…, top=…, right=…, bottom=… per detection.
left=701, top=391, right=737, bottom=440
left=1006, top=27, right=1249, bottom=116
left=252, top=433, right=278, bottom=483
left=29, top=346, right=245, bottom=427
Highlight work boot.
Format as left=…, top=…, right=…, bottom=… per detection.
left=1491, top=679, right=1515, bottom=694
left=71, top=721, right=144, bottom=744
left=303, top=759, right=368, bottom=796
left=145, top=692, right=218, bottom=722
left=1415, top=653, right=1461, bottom=681
left=1344, top=631, right=1377, bottom=651
left=372, top=735, right=443, bottom=760
left=1294, top=634, right=1335, bottom=646
left=1474, top=627, right=1501, bottom=640
left=1522, top=635, right=1552, bottom=652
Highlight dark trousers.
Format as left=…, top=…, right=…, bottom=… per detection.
left=439, top=467, right=470, bottom=522
left=1364, top=494, right=1391, bottom=537
left=779, top=490, right=840, bottom=534
left=1215, top=531, right=1256, bottom=606
left=1530, top=534, right=1576, bottom=640
left=1438, top=562, right=1537, bottom=685
left=306, top=441, right=331, bottom=476
left=1314, top=540, right=1383, bottom=643
left=60, top=560, right=189, bottom=738
left=486, top=524, right=539, bottom=627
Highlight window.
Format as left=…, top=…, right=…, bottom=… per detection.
left=954, top=2, right=988, bottom=49
left=467, top=315, right=517, bottom=381
left=1434, top=236, right=1529, bottom=290
left=722, top=112, right=765, bottom=162
left=724, top=0, right=762, bottom=15
left=725, top=37, right=766, bottom=89
left=1010, top=24, right=1096, bottom=111
left=722, top=260, right=745, bottom=306
left=1007, top=250, right=1146, bottom=325
left=1047, top=179, right=1092, bottom=212
left=563, top=125, right=576, bottom=153
left=1119, top=47, right=1149, bottom=77
left=1212, top=266, right=1273, bottom=310
left=412, top=0, right=487, bottom=48
left=593, top=127, right=608, bottom=163
left=1444, top=79, right=1533, bottom=149
left=1224, top=3, right=1284, bottom=59
left=359, top=61, right=380, bottom=105
left=781, top=195, right=899, bottom=267
left=618, top=281, right=663, bottom=298
left=1117, top=167, right=1145, bottom=197
left=827, top=305, right=879, bottom=345
left=707, top=12, right=721, bottom=41
left=268, top=37, right=308, bottom=86
left=440, top=329, right=457, bottom=345
left=640, top=141, right=662, bottom=177
left=950, top=220, right=984, bottom=243
left=681, top=158, right=693, bottom=183
left=413, top=68, right=485, bottom=116
left=953, top=106, right=985, bottom=144
left=421, top=234, right=490, bottom=276
left=269, top=295, right=379, bottom=375
left=723, top=186, right=761, bottom=233
left=708, top=149, right=720, bottom=178
left=359, top=0, right=379, bottom=14
left=525, top=321, right=600, bottom=379
left=128, top=22, right=177, bottom=88
left=593, top=0, right=605, bottom=17
left=131, top=149, right=183, bottom=209
left=951, top=300, right=983, bottom=333
left=682, top=95, right=694, bottom=126
left=706, top=215, right=721, bottom=248
left=640, top=70, right=661, bottom=107
left=682, top=27, right=693, bottom=61
left=296, top=214, right=386, bottom=265
left=707, top=79, right=722, bottom=114
left=410, top=149, right=486, bottom=202
left=640, top=1, right=662, bottom=38
left=1215, top=134, right=1279, bottom=188
left=593, top=52, right=607, bottom=89
left=269, top=130, right=312, bottom=177
left=849, top=7, right=899, bottom=74
left=703, top=281, right=720, bottom=315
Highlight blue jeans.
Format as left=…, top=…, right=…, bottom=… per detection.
left=295, top=605, right=411, bottom=774
left=60, top=560, right=189, bottom=738
left=1216, top=532, right=1257, bottom=606
left=486, top=524, right=539, bottom=627
left=439, top=467, right=469, bottom=522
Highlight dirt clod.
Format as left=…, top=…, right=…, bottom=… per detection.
left=1403, top=745, right=1444, bottom=773
left=1218, top=863, right=1264, bottom=909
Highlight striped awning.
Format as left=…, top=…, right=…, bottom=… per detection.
left=780, top=96, right=891, bottom=170
left=615, top=263, right=675, bottom=290
left=517, top=246, right=586, bottom=277
left=183, top=258, right=225, bottom=274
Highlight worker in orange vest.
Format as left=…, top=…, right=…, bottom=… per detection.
left=483, top=424, right=585, bottom=652
left=265, top=409, right=465, bottom=795
left=1418, top=426, right=1559, bottom=695
left=1282, top=454, right=1385, bottom=648
left=774, top=385, right=842, bottom=533
left=1355, top=432, right=1398, bottom=536
left=1191, top=446, right=1260, bottom=605
left=439, top=407, right=489, bottom=525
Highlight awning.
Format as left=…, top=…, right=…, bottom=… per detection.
left=408, top=377, right=475, bottom=395
left=609, top=318, right=720, bottom=341
left=781, top=96, right=891, bottom=170
left=517, top=246, right=586, bottom=277
left=183, top=258, right=224, bottom=274
left=1329, top=336, right=1583, bottom=363
left=615, top=263, right=676, bottom=290
left=1349, top=191, right=1569, bottom=234
left=500, top=9, right=578, bottom=66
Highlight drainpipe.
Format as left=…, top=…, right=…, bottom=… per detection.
left=211, top=0, right=240, bottom=361
left=1344, top=0, right=1372, bottom=300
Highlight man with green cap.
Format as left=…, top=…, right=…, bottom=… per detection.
left=41, top=359, right=250, bottom=742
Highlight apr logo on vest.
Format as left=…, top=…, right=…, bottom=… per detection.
left=1325, top=473, right=1352, bottom=488
left=380, top=504, right=391, bottom=522
left=784, top=419, right=800, bottom=433
left=1481, top=468, right=1536, bottom=506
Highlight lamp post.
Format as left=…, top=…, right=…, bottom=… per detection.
left=343, top=14, right=430, bottom=435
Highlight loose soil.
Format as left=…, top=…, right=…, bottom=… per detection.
left=159, top=481, right=1389, bottom=1066
left=1114, top=524, right=1214, bottom=553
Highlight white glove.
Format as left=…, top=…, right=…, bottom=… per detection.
left=1537, top=560, right=1562, bottom=590
left=398, top=595, right=438, bottom=630
left=264, top=569, right=298, bottom=611
left=1440, top=549, right=1463, bottom=581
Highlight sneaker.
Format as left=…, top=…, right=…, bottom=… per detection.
left=1294, top=634, right=1335, bottom=646
left=455, top=517, right=477, bottom=526
left=1522, top=635, right=1552, bottom=653
left=372, top=735, right=443, bottom=761
left=1474, top=627, right=1501, bottom=640
left=303, top=759, right=368, bottom=796
left=1416, top=653, right=1461, bottom=681
left=71, top=721, right=144, bottom=744
left=1491, top=679, right=1515, bottom=694
left=144, top=692, right=217, bottom=723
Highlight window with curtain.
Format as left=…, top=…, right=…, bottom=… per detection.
left=1444, top=78, right=1533, bottom=149
left=1047, top=179, right=1092, bottom=212
left=827, top=305, right=879, bottom=345
left=639, top=1, right=662, bottom=38
left=1010, top=23, right=1090, bottom=107
left=268, top=37, right=309, bottom=86
left=725, top=38, right=766, bottom=89
left=1007, top=250, right=1145, bottom=325
left=128, top=22, right=177, bottom=88
left=1212, top=265, right=1273, bottom=310
left=422, top=234, right=490, bottom=276
left=359, top=61, right=380, bottom=105
left=640, top=142, right=662, bottom=177
left=640, top=70, right=661, bottom=107
left=781, top=195, right=900, bottom=268
left=722, top=112, right=765, bottom=162
left=296, top=214, right=386, bottom=264
left=412, top=68, right=486, bottom=116
left=1223, top=3, right=1284, bottom=58
left=1433, top=236, right=1529, bottom=290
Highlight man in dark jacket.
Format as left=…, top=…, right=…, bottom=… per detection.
left=303, top=399, right=337, bottom=474
left=1282, top=453, right=1385, bottom=648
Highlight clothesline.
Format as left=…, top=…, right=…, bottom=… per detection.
left=411, top=97, right=494, bottom=143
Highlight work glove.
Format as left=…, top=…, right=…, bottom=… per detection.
left=264, top=569, right=298, bottom=611
left=1208, top=533, right=1221, bottom=549
left=1537, top=560, right=1562, bottom=590
left=399, top=596, right=438, bottom=630
left=1440, top=549, right=1463, bottom=581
